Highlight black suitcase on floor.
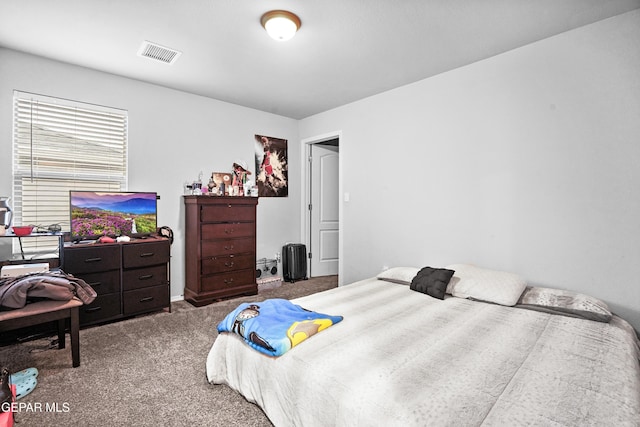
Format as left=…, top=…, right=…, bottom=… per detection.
left=282, top=243, right=307, bottom=282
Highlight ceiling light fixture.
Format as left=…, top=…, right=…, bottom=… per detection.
left=261, top=10, right=301, bottom=41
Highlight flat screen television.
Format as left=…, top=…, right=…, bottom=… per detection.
left=69, top=191, right=157, bottom=240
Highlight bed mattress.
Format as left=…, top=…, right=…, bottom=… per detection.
left=206, top=278, right=640, bottom=426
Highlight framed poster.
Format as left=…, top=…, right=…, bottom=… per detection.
left=254, top=134, right=288, bottom=197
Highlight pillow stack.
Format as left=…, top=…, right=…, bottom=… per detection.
left=377, top=264, right=528, bottom=306
left=377, top=264, right=612, bottom=322
left=375, top=266, right=456, bottom=300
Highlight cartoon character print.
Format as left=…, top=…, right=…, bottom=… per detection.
left=232, top=304, right=260, bottom=336
left=231, top=304, right=275, bottom=352
left=286, top=318, right=335, bottom=347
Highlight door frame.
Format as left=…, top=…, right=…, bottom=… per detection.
left=301, top=131, right=343, bottom=285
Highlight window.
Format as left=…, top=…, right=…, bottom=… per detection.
left=12, top=91, right=128, bottom=255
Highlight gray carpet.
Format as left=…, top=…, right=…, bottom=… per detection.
left=0, top=276, right=338, bottom=426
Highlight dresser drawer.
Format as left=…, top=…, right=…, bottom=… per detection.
left=201, top=269, right=255, bottom=292
left=75, top=270, right=120, bottom=295
left=122, top=240, right=170, bottom=269
left=202, top=253, right=254, bottom=276
left=122, top=264, right=168, bottom=291
left=200, top=204, right=255, bottom=222
left=123, top=285, right=169, bottom=315
left=201, top=237, right=254, bottom=257
left=80, top=293, right=121, bottom=324
left=64, top=245, right=120, bottom=274
left=201, top=223, right=254, bottom=240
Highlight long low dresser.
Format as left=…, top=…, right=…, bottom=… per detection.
left=63, top=237, right=171, bottom=325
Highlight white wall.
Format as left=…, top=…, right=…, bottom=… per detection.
left=1, top=10, right=638, bottom=331
left=0, top=48, right=301, bottom=300
left=299, top=10, right=640, bottom=331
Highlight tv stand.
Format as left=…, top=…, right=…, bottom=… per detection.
left=62, top=237, right=171, bottom=326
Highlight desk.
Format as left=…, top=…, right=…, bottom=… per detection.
left=0, top=231, right=64, bottom=267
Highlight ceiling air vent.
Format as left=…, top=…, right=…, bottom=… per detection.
left=137, top=41, right=182, bottom=65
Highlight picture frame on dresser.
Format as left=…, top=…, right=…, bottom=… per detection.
left=183, top=195, right=258, bottom=306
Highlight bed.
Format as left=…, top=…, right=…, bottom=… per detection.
left=206, top=265, right=640, bottom=426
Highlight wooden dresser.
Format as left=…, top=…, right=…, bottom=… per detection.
left=63, top=238, right=170, bottom=325
left=184, top=196, right=258, bottom=306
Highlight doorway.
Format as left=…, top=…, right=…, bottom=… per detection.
left=302, top=132, right=341, bottom=282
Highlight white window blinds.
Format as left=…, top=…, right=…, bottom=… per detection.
left=12, top=91, right=128, bottom=255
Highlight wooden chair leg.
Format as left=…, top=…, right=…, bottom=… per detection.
left=70, top=306, right=80, bottom=368
left=57, top=318, right=66, bottom=349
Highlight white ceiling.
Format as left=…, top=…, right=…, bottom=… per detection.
left=1, top=0, right=638, bottom=119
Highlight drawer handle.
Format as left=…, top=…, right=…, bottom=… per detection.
left=85, top=257, right=102, bottom=263
left=140, top=252, right=154, bottom=257
left=224, top=228, right=235, bottom=234
left=223, top=278, right=234, bottom=285
left=139, top=296, right=154, bottom=303
left=89, top=281, right=102, bottom=287
left=227, top=204, right=232, bottom=208
left=138, top=274, right=154, bottom=280
left=85, top=306, right=102, bottom=313
left=224, top=261, right=235, bottom=268
left=224, top=245, right=234, bottom=250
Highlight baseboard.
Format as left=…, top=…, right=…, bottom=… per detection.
left=171, top=295, right=184, bottom=303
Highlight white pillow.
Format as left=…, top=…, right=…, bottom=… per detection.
left=376, top=267, right=419, bottom=285
left=445, top=264, right=527, bottom=306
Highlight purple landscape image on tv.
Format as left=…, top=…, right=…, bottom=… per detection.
left=70, top=191, right=157, bottom=239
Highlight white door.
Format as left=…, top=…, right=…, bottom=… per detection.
left=310, top=142, right=339, bottom=277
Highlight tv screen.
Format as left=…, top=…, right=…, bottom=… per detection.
left=70, top=191, right=157, bottom=240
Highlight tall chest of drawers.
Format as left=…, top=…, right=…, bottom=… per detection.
left=184, top=196, right=258, bottom=306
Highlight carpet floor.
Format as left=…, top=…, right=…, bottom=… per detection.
left=0, top=276, right=338, bottom=426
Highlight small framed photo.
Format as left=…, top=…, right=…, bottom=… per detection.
left=209, top=172, right=232, bottom=195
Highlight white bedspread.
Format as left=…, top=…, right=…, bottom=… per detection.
left=206, top=278, right=640, bottom=426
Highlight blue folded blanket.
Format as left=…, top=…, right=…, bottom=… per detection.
left=217, top=298, right=343, bottom=356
